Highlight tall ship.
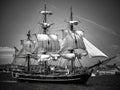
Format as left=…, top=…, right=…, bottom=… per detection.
left=11, top=1, right=117, bottom=84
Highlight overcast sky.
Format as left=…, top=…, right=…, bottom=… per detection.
left=0, top=0, right=120, bottom=65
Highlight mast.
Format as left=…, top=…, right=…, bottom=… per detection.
left=61, top=29, right=66, bottom=40
left=68, top=7, right=83, bottom=73
left=69, top=7, right=75, bottom=73
left=44, top=2, right=47, bottom=23
left=26, top=31, right=31, bottom=73
left=40, top=0, right=53, bottom=34
left=27, top=30, right=31, bottom=40
left=71, top=53, right=74, bottom=73
left=27, top=54, right=30, bottom=73
left=43, top=2, right=47, bottom=34
left=68, top=6, right=79, bottom=32
left=70, top=6, right=74, bottom=31
left=36, top=0, right=60, bottom=52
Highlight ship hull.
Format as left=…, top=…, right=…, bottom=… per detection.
left=12, top=70, right=92, bottom=84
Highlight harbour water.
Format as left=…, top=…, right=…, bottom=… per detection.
left=0, top=72, right=120, bottom=90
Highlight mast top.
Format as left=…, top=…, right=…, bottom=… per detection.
left=40, top=0, right=53, bottom=19
left=70, top=6, right=73, bottom=21
left=40, top=0, right=53, bottom=34
left=69, top=6, right=79, bottom=31
left=27, top=30, right=31, bottom=40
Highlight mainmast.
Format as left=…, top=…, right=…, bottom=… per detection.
left=40, top=0, right=53, bottom=34
left=36, top=0, right=60, bottom=52
left=44, top=2, right=47, bottom=23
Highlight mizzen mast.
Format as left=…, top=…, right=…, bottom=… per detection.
left=70, top=6, right=73, bottom=31
left=69, top=6, right=79, bottom=32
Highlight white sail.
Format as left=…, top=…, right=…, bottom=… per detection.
left=16, top=40, right=35, bottom=55
left=83, top=37, right=108, bottom=58
left=36, top=34, right=60, bottom=52
left=59, top=30, right=86, bottom=53
left=23, top=40, right=35, bottom=54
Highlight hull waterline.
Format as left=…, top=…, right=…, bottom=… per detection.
left=12, top=70, right=93, bottom=84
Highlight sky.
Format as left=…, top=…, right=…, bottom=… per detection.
left=0, top=0, right=120, bottom=65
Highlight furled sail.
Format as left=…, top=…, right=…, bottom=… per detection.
left=83, top=37, right=108, bottom=58
left=59, top=30, right=86, bottom=53
left=36, top=34, right=60, bottom=52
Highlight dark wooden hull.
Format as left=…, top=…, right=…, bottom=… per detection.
left=12, top=70, right=92, bottom=84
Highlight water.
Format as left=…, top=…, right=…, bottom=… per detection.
left=0, top=72, right=120, bottom=90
